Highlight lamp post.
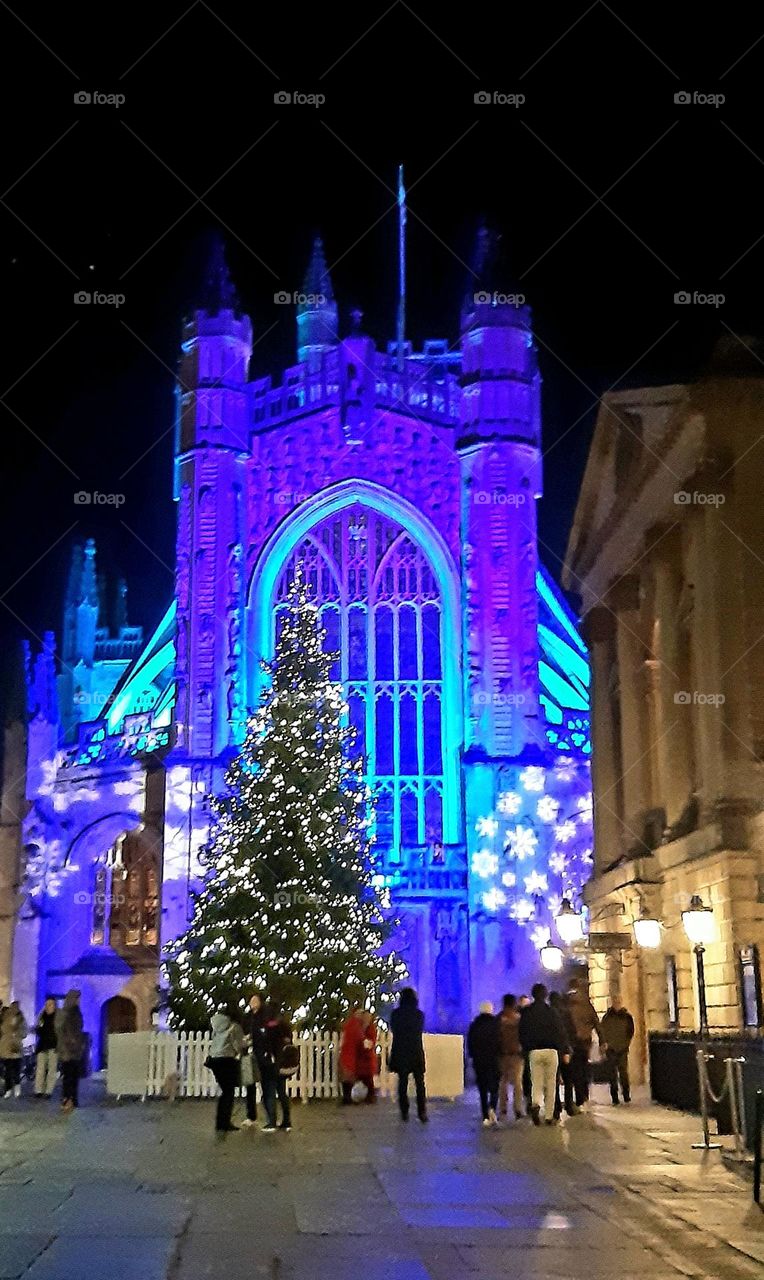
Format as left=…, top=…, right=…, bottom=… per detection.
left=682, top=895, right=715, bottom=1036
left=540, top=937, right=564, bottom=974
left=555, top=898, right=585, bottom=946
left=633, top=909, right=662, bottom=950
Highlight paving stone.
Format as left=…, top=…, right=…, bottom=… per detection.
left=25, top=1236, right=178, bottom=1280
left=0, top=1235, right=51, bottom=1279
left=0, top=1186, right=72, bottom=1232
left=51, top=1186, right=191, bottom=1236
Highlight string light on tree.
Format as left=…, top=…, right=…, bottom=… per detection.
left=165, top=573, right=405, bottom=1029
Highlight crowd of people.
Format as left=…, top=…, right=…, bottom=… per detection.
left=0, top=990, right=85, bottom=1112
left=467, top=978, right=635, bottom=1126
left=0, top=978, right=634, bottom=1135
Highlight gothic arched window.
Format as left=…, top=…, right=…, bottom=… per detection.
left=273, top=504, right=445, bottom=859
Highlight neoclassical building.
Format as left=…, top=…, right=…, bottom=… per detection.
left=565, top=337, right=764, bottom=1076
left=1, top=236, right=592, bottom=1058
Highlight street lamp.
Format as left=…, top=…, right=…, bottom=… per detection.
left=682, top=895, right=715, bottom=1035
left=633, top=909, right=662, bottom=949
left=540, top=937, right=565, bottom=973
left=555, top=898, right=585, bottom=945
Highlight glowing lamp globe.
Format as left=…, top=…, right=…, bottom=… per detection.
left=555, top=898, right=584, bottom=945
left=540, top=939, right=564, bottom=973
left=633, top=912, right=662, bottom=949
left=681, top=895, right=715, bottom=946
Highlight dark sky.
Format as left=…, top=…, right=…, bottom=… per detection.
left=1, top=2, right=761, bottom=712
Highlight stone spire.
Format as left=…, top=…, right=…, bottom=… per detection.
left=296, top=236, right=338, bottom=367
left=199, top=230, right=239, bottom=316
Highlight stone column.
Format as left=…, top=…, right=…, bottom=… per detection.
left=608, top=577, right=650, bottom=850
left=651, top=537, right=695, bottom=827
left=583, top=608, right=621, bottom=871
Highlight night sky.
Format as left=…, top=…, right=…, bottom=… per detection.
left=1, top=2, right=761, bottom=715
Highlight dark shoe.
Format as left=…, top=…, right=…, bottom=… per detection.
left=623, top=1096, right=631, bottom=1104
left=261, top=1124, right=277, bottom=1132
left=545, top=1118, right=558, bottom=1126
left=611, top=1097, right=620, bottom=1106
left=278, top=1123, right=292, bottom=1131
left=530, top=1106, right=541, bottom=1126
left=418, top=1112, right=429, bottom=1123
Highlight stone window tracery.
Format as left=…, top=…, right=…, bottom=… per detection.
left=274, top=504, right=446, bottom=857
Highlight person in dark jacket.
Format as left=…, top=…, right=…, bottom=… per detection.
left=600, top=1002, right=635, bottom=1104
left=57, top=990, right=84, bottom=1112
left=389, top=987, right=427, bottom=1123
left=241, top=992, right=268, bottom=1127
left=261, top=1003, right=293, bottom=1132
left=565, top=977, right=600, bottom=1109
left=519, top=983, right=570, bottom=1125
left=467, top=1001, right=501, bottom=1126
left=497, top=994, right=524, bottom=1120
left=34, top=996, right=59, bottom=1098
left=549, top=991, right=578, bottom=1118
left=0, top=1001, right=27, bottom=1098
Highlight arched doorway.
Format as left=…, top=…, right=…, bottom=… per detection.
left=100, top=995, right=136, bottom=1065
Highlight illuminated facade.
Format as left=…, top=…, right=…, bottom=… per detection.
left=1, top=235, right=591, bottom=1051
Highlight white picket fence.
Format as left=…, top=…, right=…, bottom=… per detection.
left=142, top=1029, right=394, bottom=1102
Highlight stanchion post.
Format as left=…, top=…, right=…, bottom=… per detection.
left=692, top=1049, right=722, bottom=1151
left=754, top=1090, right=763, bottom=1206
left=726, top=1058, right=742, bottom=1156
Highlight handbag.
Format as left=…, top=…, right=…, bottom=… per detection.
left=278, top=1043, right=300, bottom=1077
left=240, top=1054, right=255, bottom=1087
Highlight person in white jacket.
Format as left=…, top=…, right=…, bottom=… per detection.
left=208, top=1006, right=244, bottom=1133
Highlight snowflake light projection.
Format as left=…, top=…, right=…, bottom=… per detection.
left=472, top=757, right=592, bottom=942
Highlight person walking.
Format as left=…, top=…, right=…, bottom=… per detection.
left=497, top=994, right=524, bottom=1120
left=58, top=990, right=84, bottom=1112
left=389, top=987, right=428, bottom=1123
left=565, top=977, right=600, bottom=1110
left=339, top=1005, right=365, bottom=1105
left=517, top=994, right=533, bottom=1111
left=519, top=983, right=570, bottom=1125
left=262, top=1002, right=294, bottom=1132
left=34, top=997, right=59, bottom=1098
left=549, top=991, right=578, bottom=1118
left=0, top=1001, right=27, bottom=1098
left=467, top=1001, right=501, bottom=1127
left=208, top=1004, right=244, bottom=1134
left=240, top=992, right=268, bottom=1127
left=600, top=1000, right=635, bottom=1105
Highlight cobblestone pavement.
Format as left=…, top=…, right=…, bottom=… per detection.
left=0, top=1081, right=761, bottom=1279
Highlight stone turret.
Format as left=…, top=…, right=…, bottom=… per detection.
left=296, top=236, right=338, bottom=369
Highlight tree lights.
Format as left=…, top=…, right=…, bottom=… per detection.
left=165, top=575, right=405, bottom=1029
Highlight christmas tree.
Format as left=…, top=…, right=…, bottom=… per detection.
left=166, top=574, right=405, bottom=1029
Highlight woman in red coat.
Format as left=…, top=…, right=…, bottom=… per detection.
left=355, top=1012, right=377, bottom=1104
left=339, top=1006, right=364, bottom=1105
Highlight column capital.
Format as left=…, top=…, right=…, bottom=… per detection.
left=582, top=606, right=615, bottom=646
left=605, top=574, right=641, bottom=614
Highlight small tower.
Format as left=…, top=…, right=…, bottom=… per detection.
left=174, top=233, right=252, bottom=760
left=296, top=236, right=338, bottom=369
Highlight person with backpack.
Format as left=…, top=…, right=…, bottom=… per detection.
left=261, top=1002, right=296, bottom=1132
left=497, top=994, right=524, bottom=1120
left=208, top=1005, right=244, bottom=1134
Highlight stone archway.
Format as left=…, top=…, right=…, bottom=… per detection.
left=99, top=995, right=137, bottom=1065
